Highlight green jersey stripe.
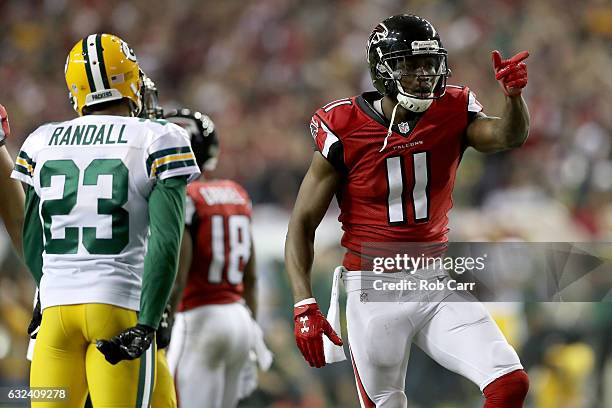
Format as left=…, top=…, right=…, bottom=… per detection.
left=14, top=163, right=31, bottom=176
left=146, top=146, right=192, bottom=174
left=18, top=150, right=35, bottom=165
left=154, top=159, right=197, bottom=176
left=147, top=146, right=192, bottom=163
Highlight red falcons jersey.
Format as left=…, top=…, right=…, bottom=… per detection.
left=179, top=179, right=252, bottom=311
left=310, top=86, right=483, bottom=270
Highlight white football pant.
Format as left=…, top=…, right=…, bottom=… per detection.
left=167, top=302, right=254, bottom=408
left=343, top=271, right=523, bottom=408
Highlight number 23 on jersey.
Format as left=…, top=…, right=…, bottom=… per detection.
left=40, top=158, right=129, bottom=255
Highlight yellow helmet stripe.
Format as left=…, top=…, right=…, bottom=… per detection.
left=85, top=34, right=105, bottom=91
left=95, top=34, right=111, bottom=89
left=81, top=37, right=97, bottom=92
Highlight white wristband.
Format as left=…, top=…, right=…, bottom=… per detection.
left=294, top=297, right=317, bottom=308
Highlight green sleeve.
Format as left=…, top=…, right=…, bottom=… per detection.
left=139, top=176, right=187, bottom=328
left=23, top=185, right=43, bottom=286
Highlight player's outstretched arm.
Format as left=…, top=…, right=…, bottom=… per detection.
left=466, top=50, right=530, bottom=153
left=285, top=152, right=343, bottom=368
left=0, top=105, right=25, bottom=255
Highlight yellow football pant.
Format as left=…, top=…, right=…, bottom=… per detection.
left=152, top=349, right=177, bottom=408
left=31, top=304, right=156, bottom=408
left=83, top=350, right=176, bottom=407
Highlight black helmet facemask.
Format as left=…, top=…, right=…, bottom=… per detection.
left=367, top=15, right=450, bottom=113
left=381, top=44, right=448, bottom=112
left=139, top=71, right=164, bottom=119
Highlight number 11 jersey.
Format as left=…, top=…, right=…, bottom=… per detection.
left=11, top=115, right=200, bottom=311
left=310, top=87, right=483, bottom=270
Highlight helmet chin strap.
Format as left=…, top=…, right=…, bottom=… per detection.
left=379, top=74, right=441, bottom=151
left=396, top=82, right=433, bottom=113
left=379, top=101, right=401, bottom=153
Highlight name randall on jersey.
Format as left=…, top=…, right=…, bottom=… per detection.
left=47, top=123, right=128, bottom=146
left=372, top=278, right=476, bottom=292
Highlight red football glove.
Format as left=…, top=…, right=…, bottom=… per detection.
left=0, top=104, right=10, bottom=144
left=294, top=301, right=342, bottom=368
left=492, top=50, right=529, bottom=97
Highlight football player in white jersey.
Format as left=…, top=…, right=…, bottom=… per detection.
left=11, top=34, right=199, bottom=407
left=0, top=105, right=25, bottom=254
left=22, top=72, right=180, bottom=408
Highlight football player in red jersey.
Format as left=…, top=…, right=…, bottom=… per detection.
left=285, top=14, right=530, bottom=408
left=0, top=104, right=25, bottom=254
left=164, top=109, right=269, bottom=408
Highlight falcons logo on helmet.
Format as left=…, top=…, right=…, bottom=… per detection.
left=366, top=23, right=389, bottom=62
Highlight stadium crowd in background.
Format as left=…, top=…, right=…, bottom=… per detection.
left=0, top=0, right=611, bottom=407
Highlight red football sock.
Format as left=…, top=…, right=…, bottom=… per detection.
left=483, top=369, right=529, bottom=408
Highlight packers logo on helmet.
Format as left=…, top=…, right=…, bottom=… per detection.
left=65, top=33, right=142, bottom=116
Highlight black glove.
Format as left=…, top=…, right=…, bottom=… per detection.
left=27, top=294, right=42, bottom=339
left=156, top=305, right=174, bottom=349
left=96, top=324, right=155, bottom=365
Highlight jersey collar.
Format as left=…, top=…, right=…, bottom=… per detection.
left=356, top=91, right=424, bottom=137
